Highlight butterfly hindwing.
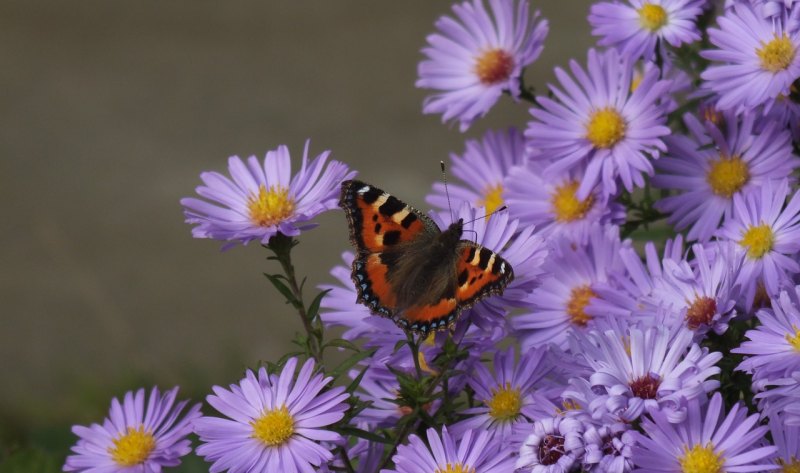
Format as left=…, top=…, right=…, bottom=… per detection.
left=351, top=253, right=398, bottom=317
left=340, top=180, right=437, bottom=254
left=454, top=242, right=514, bottom=306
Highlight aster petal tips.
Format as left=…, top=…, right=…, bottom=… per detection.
left=181, top=141, right=356, bottom=247
left=416, top=0, right=549, bottom=131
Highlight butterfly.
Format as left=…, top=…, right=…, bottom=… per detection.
left=339, top=179, right=514, bottom=333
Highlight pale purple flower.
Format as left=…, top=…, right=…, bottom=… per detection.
left=416, top=0, right=548, bottom=131
left=382, top=426, right=516, bottom=473
left=769, top=416, right=800, bottom=470
left=702, top=2, right=800, bottom=112
left=589, top=0, right=704, bottom=62
left=571, top=326, right=721, bottom=423
left=632, top=392, right=778, bottom=472
left=64, top=387, right=201, bottom=472
left=735, top=285, right=800, bottom=381
left=181, top=141, right=355, bottom=247
left=450, top=346, right=553, bottom=442
left=652, top=113, right=799, bottom=242
left=526, top=48, right=672, bottom=199
left=427, top=128, right=526, bottom=214
left=504, top=161, right=626, bottom=245
left=516, top=416, right=586, bottom=473
left=583, top=422, right=635, bottom=473
left=757, top=372, right=800, bottom=425
left=194, top=357, right=349, bottom=473
left=512, top=224, right=630, bottom=350
left=717, top=179, right=800, bottom=308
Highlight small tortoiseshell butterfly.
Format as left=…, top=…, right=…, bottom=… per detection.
left=339, top=179, right=514, bottom=333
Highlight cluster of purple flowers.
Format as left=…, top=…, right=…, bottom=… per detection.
left=65, top=0, right=800, bottom=472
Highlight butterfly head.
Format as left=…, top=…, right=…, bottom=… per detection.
left=439, top=218, right=464, bottom=248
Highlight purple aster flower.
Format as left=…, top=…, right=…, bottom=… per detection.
left=504, top=161, right=626, bottom=245
left=572, top=326, right=721, bottom=423
left=526, top=48, right=671, bottom=199
left=450, top=346, right=553, bottom=442
left=632, top=392, right=778, bottom=472
left=318, top=438, right=384, bottom=473
left=735, top=286, right=800, bottom=381
left=194, top=357, right=349, bottom=473
left=769, top=417, right=800, bottom=470
left=512, top=224, right=630, bottom=349
left=702, top=2, right=800, bottom=112
left=516, top=416, right=586, bottom=473
left=757, top=372, right=800, bottom=425
left=416, top=0, right=549, bottom=131
left=583, top=422, right=635, bottom=473
left=382, top=426, right=516, bottom=473
left=64, top=387, right=201, bottom=472
left=652, top=112, right=799, bottom=242
left=181, top=141, right=355, bottom=247
left=717, top=179, right=800, bottom=308
left=427, top=128, right=526, bottom=214
left=589, top=0, right=704, bottom=62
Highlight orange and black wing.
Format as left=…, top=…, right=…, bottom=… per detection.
left=339, top=180, right=437, bottom=254
left=398, top=243, right=514, bottom=334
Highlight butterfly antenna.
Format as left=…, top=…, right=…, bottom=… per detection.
left=441, top=160, right=455, bottom=223
left=464, top=205, right=508, bottom=225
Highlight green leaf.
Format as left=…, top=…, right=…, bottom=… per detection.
left=263, top=273, right=300, bottom=307
left=332, top=426, right=392, bottom=445
left=346, top=365, right=370, bottom=394
left=324, top=338, right=361, bottom=352
left=306, top=289, right=331, bottom=322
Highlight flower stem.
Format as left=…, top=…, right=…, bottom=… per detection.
left=264, top=233, right=323, bottom=362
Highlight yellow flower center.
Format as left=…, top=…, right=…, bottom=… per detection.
left=435, top=464, right=476, bottom=473
left=757, top=34, right=796, bottom=73
left=779, top=457, right=800, bottom=473
left=487, top=382, right=522, bottom=422
left=566, top=285, right=596, bottom=326
left=679, top=443, right=723, bottom=473
left=739, top=223, right=774, bottom=259
left=550, top=181, right=594, bottom=222
left=247, top=185, right=295, bottom=227
left=560, top=399, right=582, bottom=413
left=706, top=155, right=749, bottom=198
left=586, top=107, right=627, bottom=149
left=479, top=184, right=504, bottom=215
left=475, top=48, right=514, bottom=85
left=108, top=426, right=156, bottom=467
left=251, top=405, right=295, bottom=446
left=786, top=325, right=800, bottom=351
left=639, top=3, right=668, bottom=32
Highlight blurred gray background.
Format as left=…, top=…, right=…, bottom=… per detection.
left=1, top=1, right=594, bottom=426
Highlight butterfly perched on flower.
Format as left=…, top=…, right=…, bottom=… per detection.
left=339, top=180, right=514, bottom=333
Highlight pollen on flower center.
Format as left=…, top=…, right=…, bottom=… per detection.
left=487, top=382, right=522, bottom=422
left=480, top=184, right=504, bottom=215
left=757, top=34, right=796, bottom=73
left=538, top=434, right=566, bottom=466
left=566, top=285, right=596, bottom=326
left=251, top=405, right=295, bottom=447
left=108, top=426, right=156, bottom=467
left=586, top=107, right=627, bottom=149
left=786, top=325, right=800, bottom=351
left=638, top=3, right=668, bottom=32
left=475, top=48, right=515, bottom=85
left=678, top=443, right=723, bottom=473
left=685, top=296, right=717, bottom=330
left=739, top=223, right=774, bottom=259
left=706, top=155, right=749, bottom=198
left=629, top=373, right=661, bottom=399
left=551, top=181, right=594, bottom=222
left=778, top=457, right=800, bottom=473
left=435, top=463, right=476, bottom=473
left=247, top=185, right=295, bottom=227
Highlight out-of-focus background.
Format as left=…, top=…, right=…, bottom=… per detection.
left=1, top=0, right=594, bottom=468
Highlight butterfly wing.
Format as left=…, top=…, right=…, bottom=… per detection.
left=340, top=180, right=438, bottom=318
left=399, top=242, right=514, bottom=333
left=340, top=180, right=438, bottom=254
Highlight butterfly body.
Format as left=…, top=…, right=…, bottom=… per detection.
left=340, top=180, right=513, bottom=333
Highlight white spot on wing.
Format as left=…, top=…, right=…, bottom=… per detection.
left=500, top=262, right=506, bottom=274
left=357, top=185, right=370, bottom=194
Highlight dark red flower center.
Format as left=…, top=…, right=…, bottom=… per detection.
left=685, top=296, right=717, bottom=330
left=629, top=373, right=660, bottom=399
left=538, top=434, right=566, bottom=465
left=475, top=49, right=514, bottom=85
